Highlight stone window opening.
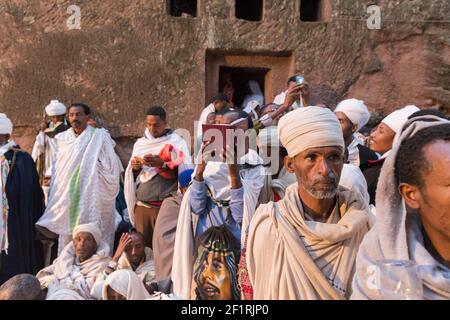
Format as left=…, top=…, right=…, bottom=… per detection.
left=300, top=0, right=322, bottom=22
left=168, top=0, right=197, bottom=17
left=235, top=0, right=263, bottom=22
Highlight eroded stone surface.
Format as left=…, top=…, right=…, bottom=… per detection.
left=0, top=0, right=448, bottom=163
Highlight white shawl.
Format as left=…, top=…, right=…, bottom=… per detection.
left=0, top=140, right=16, bottom=253
left=31, top=123, right=64, bottom=173
left=102, top=269, right=151, bottom=300
left=37, top=240, right=110, bottom=300
left=36, top=126, right=121, bottom=249
left=351, top=115, right=450, bottom=300
left=124, top=129, right=192, bottom=226
left=247, top=183, right=370, bottom=300
left=172, top=150, right=265, bottom=299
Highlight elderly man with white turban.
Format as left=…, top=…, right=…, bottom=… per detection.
left=0, top=114, right=45, bottom=285
left=241, top=107, right=371, bottom=300
left=31, top=100, right=69, bottom=184
left=37, top=223, right=110, bottom=300
left=364, top=105, right=420, bottom=205
left=335, top=99, right=379, bottom=171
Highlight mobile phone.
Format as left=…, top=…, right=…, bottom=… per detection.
left=295, top=76, right=305, bottom=85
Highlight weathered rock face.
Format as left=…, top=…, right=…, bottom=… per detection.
left=0, top=0, right=448, bottom=163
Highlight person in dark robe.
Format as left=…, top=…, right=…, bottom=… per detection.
left=0, top=113, right=45, bottom=285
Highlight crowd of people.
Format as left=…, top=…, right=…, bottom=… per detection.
left=0, top=75, right=449, bottom=300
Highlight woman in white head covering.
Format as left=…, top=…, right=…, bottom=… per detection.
left=364, top=105, right=420, bottom=205
left=102, top=269, right=151, bottom=300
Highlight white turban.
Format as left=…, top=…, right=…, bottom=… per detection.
left=278, top=106, right=345, bottom=157
left=0, top=113, right=13, bottom=135
left=45, top=100, right=67, bottom=116
left=335, top=98, right=370, bottom=131
left=72, top=223, right=102, bottom=246
left=381, top=105, right=420, bottom=133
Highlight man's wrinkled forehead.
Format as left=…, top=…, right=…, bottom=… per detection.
left=296, top=145, right=344, bottom=157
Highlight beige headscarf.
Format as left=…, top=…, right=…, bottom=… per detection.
left=351, top=115, right=450, bottom=300
left=278, top=107, right=344, bottom=157
left=102, top=269, right=151, bottom=300
left=247, top=183, right=370, bottom=300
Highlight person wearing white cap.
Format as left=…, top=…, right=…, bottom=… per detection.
left=0, top=113, right=45, bottom=285
left=36, top=223, right=110, bottom=300
left=364, top=105, right=420, bottom=205
left=241, top=107, right=370, bottom=300
left=31, top=100, right=69, bottom=184
left=335, top=99, right=378, bottom=171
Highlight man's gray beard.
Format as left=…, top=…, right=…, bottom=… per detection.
left=300, top=172, right=339, bottom=200
left=0, top=141, right=7, bottom=147
left=303, top=186, right=338, bottom=200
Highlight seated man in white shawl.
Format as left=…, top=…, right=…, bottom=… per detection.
left=31, top=100, right=69, bottom=183
left=124, top=106, right=192, bottom=249
left=36, top=103, right=121, bottom=251
left=242, top=106, right=370, bottom=300
left=37, top=223, right=110, bottom=300
left=172, top=110, right=265, bottom=299
left=334, top=99, right=378, bottom=171
left=91, top=230, right=155, bottom=299
left=352, top=116, right=450, bottom=300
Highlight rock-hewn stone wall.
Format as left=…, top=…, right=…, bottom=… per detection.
left=0, top=0, right=448, bottom=163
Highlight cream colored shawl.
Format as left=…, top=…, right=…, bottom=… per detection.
left=246, top=183, right=370, bottom=300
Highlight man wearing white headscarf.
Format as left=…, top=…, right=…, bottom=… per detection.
left=352, top=115, right=450, bottom=300
left=0, top=114, right=45, bottom=285
left=335, top=99, right=378, bottom=171
left=242, top=107, right=370, bottom=300
left=36, top=103, right=121, bottom=252
left=364, top=105, right=420, bottom=205
left=37, top=223, right=110, bottom=300
left=32, top=100, right=69, bottom=183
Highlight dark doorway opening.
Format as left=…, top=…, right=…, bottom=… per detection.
left=219, top=66, right=268, bottom=109
left=300, top=0, right=321, bottom=21
left=235, top=0, right=263, bottom=22
left=168, top=0, right=197, bottom=17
